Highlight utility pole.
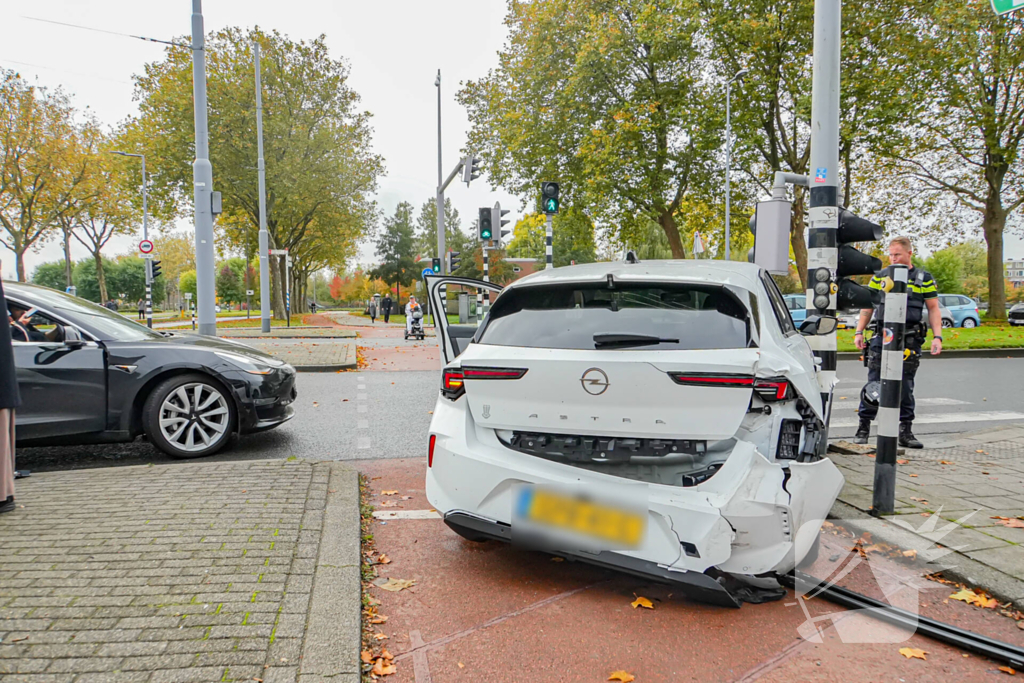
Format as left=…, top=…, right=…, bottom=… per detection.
left=191, top=0, right=216, bottom=336
left=805, top=0, right=841, bottom=398
left=435, top=70, right=445, bottom=274
left=873, top=265, right=908, bottom=515
left=724, top=68, right=747, bottom=261
left=255, top=41, right=271, bottom=334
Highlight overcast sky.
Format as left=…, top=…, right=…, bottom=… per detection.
left=2, top=1, right=1022, bottom=281
left=0, top=0, right=521, bottom=280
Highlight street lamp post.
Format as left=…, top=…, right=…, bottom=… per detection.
left=435, top=70, right=445, bottom=275
left=110, top=151, right=151, bottom=328
left=724, top=67, right=747, bottom=261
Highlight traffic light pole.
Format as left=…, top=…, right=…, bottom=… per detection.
left=545, top=214, right=554, bottom=270
left=191, top=0, right=217, bottom=337
left=873, top=265, right=908, bottom=515
left=805, top=0, right=842, bottom=398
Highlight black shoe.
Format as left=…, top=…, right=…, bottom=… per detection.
left=854, top=418, right=871, bottom=445
left=899, top=422, right=923, bottom=449
left=0, top=496, right=14, bottom=514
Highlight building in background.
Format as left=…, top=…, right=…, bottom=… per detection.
left=1007, top=258, right=1024, bottom=290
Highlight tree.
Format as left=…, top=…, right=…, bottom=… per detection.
left=30, top=260, right=69, bottom=291
left=415, top=197, right=463, bottom=258
left=152, top=231, right=196, bottom=302
left=126, top=28, right=383, bottom=318
left=370, top=202, right=417, bottom=299
left=216, top=262, right=244, bottom=305
left=875, top=0, right=1024, bottom=319
left=108, top=257, right=165, bottom=305
left=459, top=0, right=720, bottom=258
left=506, top=208, right=598, bottom=267
left=922, top=250, right=963, bottom=295
left=0, top=70, right=83, bottom=281
left=178, top=270, right=198, bottom=300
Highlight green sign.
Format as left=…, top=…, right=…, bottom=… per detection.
left=991, top=0, right=1024, bottom=15
left=544, top=197, right=559, bottom=213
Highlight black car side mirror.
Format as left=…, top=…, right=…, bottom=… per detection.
left=62, top=325, right=86, bottom=349
left=799, top=315, right=838, bottom=336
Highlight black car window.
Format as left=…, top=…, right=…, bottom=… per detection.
left=761, top=272, right=797, bottom=335
left=477, top=281, right=753, bottom=350
left=10, top=287, right=161, bottom=342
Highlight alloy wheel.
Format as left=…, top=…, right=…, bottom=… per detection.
left=963, top=318, right=977, bottom=328
left=158, top=382, right=230, bottom=453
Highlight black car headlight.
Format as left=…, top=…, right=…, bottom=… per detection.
left=215, top=351, right=283, bottom=376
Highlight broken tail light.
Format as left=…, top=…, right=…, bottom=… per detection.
left=441, top=367, right=465, bottom=400
left=753, top=377, right=794, bottom=402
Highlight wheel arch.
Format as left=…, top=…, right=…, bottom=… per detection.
left=127, top=367, right=241, bottom=438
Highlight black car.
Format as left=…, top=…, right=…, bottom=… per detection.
left=5, top=282, right=296, bottom=458
left=1010, top=302, right=1024, bottom=326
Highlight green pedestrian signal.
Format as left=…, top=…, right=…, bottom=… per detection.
left=478, top=207, right=493, bottom=240
left=541, top=181, right=560, bottom=215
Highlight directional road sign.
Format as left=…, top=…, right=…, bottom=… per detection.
left=992, top=0, right=1024, bottom=13
left=422, top=267, right=437, bottom=279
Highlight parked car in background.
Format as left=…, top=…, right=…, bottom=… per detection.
left=782, top=294, right=807, bottom=325
left=1010, top=302, right=1024, bottom=326
left=5, top=282, right=297, bottom=458
left=837, top=309, right=861, bottom=330
left=938, top=294, right=981, bottom=328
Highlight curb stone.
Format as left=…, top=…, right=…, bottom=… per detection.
left=828, top=499, right=1024, bottom=611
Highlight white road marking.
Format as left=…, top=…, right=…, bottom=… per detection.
left=357, top=404, right=368, bottom=414
left=357, top=393, right=367, bottom=401
left=357, top=436, right=372, bottom=449
left=831, top=397, right=971, bottom=411
left=358, top=419, right=369, bottom=429
left=831, top=410, right=1024, bottom=428
left=358, top=384, right=366, bottom=390
left=372, top=510, right=442, bottom=520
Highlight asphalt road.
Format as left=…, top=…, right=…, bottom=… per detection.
left=14, top=356, right=1023, bottom=472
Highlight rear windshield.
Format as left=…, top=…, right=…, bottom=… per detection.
left=478, top=282, right=752, bottom=350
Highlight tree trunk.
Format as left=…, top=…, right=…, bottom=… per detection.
left=15, top=248, right=27, bottom=282
left=983, top=197, right=1007, bottom=320
left=270, top=257, right=285, bottom=319
left=94, top=252, right=108, bottom=304
left=790, top=186, right=808, bottom=289
left=62, top=226, right=73, bottom=287
left=658, top=211, right=686, bottom=259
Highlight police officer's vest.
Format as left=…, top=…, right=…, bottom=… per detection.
left=869, top=266, right=937, bottom=325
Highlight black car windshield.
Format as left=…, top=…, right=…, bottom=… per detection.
left=478, top=282, right=753, bottom=350
left=14, top=286, right=162, bottom=342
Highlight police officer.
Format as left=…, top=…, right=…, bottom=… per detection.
left=853, top=236, right=943, bottom=448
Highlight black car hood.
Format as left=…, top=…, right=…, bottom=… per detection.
left=145, top=332, right=278, bottom=362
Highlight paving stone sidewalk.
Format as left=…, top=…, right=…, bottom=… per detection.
left=217, top=329, right=357, bottom=339
left=0, top=459, right=361, bottom=683
left=240, top=340, right=357, bottom=372
left=829, top=424, right=1024, bottom=607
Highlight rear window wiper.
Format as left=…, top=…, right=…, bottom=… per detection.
left=593, top=333, right=680, bottom=348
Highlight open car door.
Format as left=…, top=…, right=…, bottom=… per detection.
left=426, top=275, right=503, bottom=365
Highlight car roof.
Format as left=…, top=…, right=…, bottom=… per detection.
left=508, top=260, right=767, bottom=292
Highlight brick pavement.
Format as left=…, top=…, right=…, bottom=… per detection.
left=240, top=340, right=357, bottom=372
left=0, top=459, right=360, bottom=683
left=830, top=424, right=1024, bottom=607
left=217, top=329, right=356, bottom=339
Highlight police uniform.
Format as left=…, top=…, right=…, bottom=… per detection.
left=857, top=265, right=937, bottom=431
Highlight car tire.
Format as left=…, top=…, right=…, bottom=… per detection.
left=941, top=319, right=953, bottom=328
left=962, top=317, right=978, bottom=328
left=143, top=373, right=236, bottom=459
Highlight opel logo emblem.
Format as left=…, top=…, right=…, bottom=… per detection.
left=581, top=368, right=610, bottom=395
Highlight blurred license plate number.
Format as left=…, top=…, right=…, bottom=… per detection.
left=518, top=488, right=643, bottom=546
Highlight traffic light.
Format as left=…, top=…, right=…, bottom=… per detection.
left=747, top=199, right=790, bottom=274
left=834, top=208, right=883, bottom=310
left=492, top=202, right=510, bottom=244
left=462, top=155, right=482, bottom=185
left=541, top=182, right=560, bottom=214
left=150, top=260, right=163, bottom=280
left=478, top=207, right=493, bottom=240
left=431, top=257, right=441, bottom=274
left=447, top=251, right=461, bottom=272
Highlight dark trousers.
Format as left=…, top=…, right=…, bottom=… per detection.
left=383, top=309, right=390, bottom=323
left=858, top=338, right=921, bottom=423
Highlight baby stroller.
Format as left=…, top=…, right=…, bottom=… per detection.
left=405, top=306, right=425, bottom=340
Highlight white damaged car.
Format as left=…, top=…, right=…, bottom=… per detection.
left=425, top=260, right=844, bottom=607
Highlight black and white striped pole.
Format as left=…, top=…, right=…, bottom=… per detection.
left=482, top=244, right=490, bottom=318
left=545, top=214, right=553, bottom=270
left=872, top=264, right=908, bottom=515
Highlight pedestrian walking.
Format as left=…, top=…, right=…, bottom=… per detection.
left=853, top=236, right=943, bottom=448
left=368, top=299, right=377, bottom=324
left=0, top=277, right=22, bottom=514
left=137, top=299, right=145, bottom=320
left=382, top=294, right=393, bottom=323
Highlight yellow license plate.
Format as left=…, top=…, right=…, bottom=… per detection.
left=517, top=488, right=645, bottom=546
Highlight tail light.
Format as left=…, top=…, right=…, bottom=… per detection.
left=753, top=377, right=794, bottom=401
left=428, top=434, right=436, bottom=467
left=668, top=373, right=754, bottom=387
left=441, top=368, right=465, bottom=400
left=461, top=366, right=528, bottom=380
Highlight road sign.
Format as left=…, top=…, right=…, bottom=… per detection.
left=140, top=253, right=154, bottom=259
left=246, top=289, right=255, bottom=296
left=268, top=249, right=288, bottom=255
left=184, top=292, right=193, bottom=300
left=139, top=239, right=154, bottom=254
left=422, top=267, right=437, bottom=279
left=991, top=0, right=1024, bottom=14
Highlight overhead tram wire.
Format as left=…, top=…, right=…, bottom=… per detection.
left=19, top=16, right=192, bottom=49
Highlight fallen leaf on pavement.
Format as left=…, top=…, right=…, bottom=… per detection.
left=378, top=554, right=391, bottom=564
left=950, top=588, right=999, bottom=609
left=631, top=596, right=654, bottom=609
left=377, top=578, right=416, bottom=592
left=902, top=549, right=918, bottom=559
left=976, top=450, right=988, bottom=454
left=372, top=658, right=396, bottom=676
left=400, top=496, right=413, bottom=500
left=909, top=474, right=918, bottom=477
left=458, top=662, right=465, bottom=668
left=366, top=596, right=381, bottom=606
left=379, top=500, right=399, bottom=507
left=381, top=648, right=393, bottom=660
left=361, top=651, right=373, bottom=663
left=939, top=460, right=954, bottom=465
left=911, top=497, right=928, bottom=503
left=551, top=557, right=564, bottom=562
left=381, top=490, right=398, bottom=496
left=899, top=647, right=927, bottom=660
left=921, top=512, right=931, bottom=517
left=999, top=666, right=1016, bottom=675
left=897, top=459, right=909, bottom=465
left=995, top=518, right=1024, bottom=528
left=369, top=615, right=388, bottom=624
left=374, top=632, right=388, bottom=640
left=608, top=672, right=636, bottom=682
left=312, top=402, right=319, bottom=407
